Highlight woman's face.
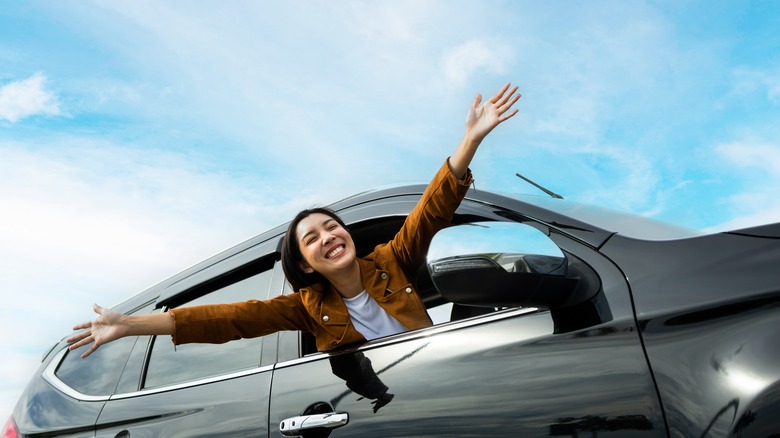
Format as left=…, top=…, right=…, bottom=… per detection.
left=295, top=212, right=357, bottom=278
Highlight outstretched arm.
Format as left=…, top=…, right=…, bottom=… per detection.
left=387, top=83, right=522, bottom=272
left=67, top=304, right=174, bottom=359
left=449, top=83, right=521, bottom=179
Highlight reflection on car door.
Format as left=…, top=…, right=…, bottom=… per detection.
left=269, top=240, right=667, bottom=437
left=96, top=373, right=273, bottom=437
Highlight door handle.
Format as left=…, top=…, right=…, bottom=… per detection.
left=279, top=412, right=349, bottom=436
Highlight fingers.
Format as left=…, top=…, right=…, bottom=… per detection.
left=66, top=328, right=91, bottom=344
left=484, top=84, right=520, bottom=119
left=497, top=92, right=521, bottom=115
left=71, top=320, right=93, bottom=331
left=498, top=108, right=519, bottom=123
left=472, top=93, right=482, bottom=110
left=81, top=343, right=99, bottom=359
left=489, top=82, right=512, bottom=103
left=495, top=85, right=519, bottom=109
left=65, top=304, right=107, bottom=358
left=68, top=335, right=92, bottom=351
left=68, top=331, right=101, bottom=358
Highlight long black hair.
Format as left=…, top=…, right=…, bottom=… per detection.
left=281, top=207, right=350, bottom=292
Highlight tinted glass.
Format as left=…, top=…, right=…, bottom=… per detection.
left=144, top=268, right=275, bottom=388
left=56, top=334, right=137, bottom=396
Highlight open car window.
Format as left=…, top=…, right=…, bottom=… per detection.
left=290, top=214, right=526, bottom=357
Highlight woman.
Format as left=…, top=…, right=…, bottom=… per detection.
left=68, top=83, right=521, bottom=358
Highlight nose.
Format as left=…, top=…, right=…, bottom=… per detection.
left=322, top=231, right=334, bottom=245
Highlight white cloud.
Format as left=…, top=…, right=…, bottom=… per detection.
left=716, top=141, right=780, bottom=174
left=441, top=39, right=509, bottom=88
left=0, top=139, right=303, bottom=417
left=340, top=0, right=434, bottom=43
left=0, top=73, right=61, bottom=123
left=568, top=145, right=662, bottom=216
left=707, top=140, right=780, bottom=231
left=767, top=72, right=780, bottom=103
left=0, top=141, right=295, bottom=283
left=709, top=192, right=780, bottom=232
left=730, top=67, right=780, bottom=104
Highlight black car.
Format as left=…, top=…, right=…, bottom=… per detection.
left=5, top=182, right=780, bottom=437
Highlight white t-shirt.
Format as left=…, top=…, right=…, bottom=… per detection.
left=342, top=290, right=409, bottom=340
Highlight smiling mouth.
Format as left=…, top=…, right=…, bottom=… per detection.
left=326, top=245, right=345, bottom=259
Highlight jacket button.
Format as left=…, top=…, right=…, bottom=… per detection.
left=380, top=273, right=388, bottom=280
left=322, top=315, right=330, bottom=322
left=405, top=287, right=412, bottom=294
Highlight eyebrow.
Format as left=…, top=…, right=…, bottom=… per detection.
left=300, top=218, right=336, bottom=243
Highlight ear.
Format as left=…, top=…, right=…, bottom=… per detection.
left=300, top=263, right=314, bottom=274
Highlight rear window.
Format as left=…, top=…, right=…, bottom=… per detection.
left=56, top=335, right=137, bottom=396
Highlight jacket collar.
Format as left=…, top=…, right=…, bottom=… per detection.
left=357, top=257, right=390, bottom=299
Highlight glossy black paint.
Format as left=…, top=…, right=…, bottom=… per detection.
left=93, top=371, right=272, bottom=438
left=10, top=183, right=780, bottom=437
left=13, top=360, right=102, bottom=437
left=270, top=314, right=665, bottom=437
left=600, top=231, right=780, bottom=437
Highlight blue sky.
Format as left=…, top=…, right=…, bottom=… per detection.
left=2, top=0, right=779, bottom=421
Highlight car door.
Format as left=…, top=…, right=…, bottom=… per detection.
left=94, top=255, right=285, bottom=438
left=268, top=219, right=667, bottom=437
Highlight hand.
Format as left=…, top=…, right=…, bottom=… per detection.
left=464, top=83, right=520, bottom=143
left=67, top=304, right=126, bottom=359
left=371, top=392, right=394, bottom=413
left=448, top=83, right=522, bottom=178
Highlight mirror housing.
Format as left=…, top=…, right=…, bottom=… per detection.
left=427, top=222, right=601, bottom=310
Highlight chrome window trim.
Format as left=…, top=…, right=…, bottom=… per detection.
left=110, top=363, right=274, bottom=400
left=42, top=348, right=110, bottom=402
left=43, top=346, right=274, bottom=402
left=274, top=306, right=541, bottom=369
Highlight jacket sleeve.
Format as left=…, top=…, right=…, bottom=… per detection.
left=385, top=158, right=472, bottom=278
left=169, top=293, right=315, bottom=345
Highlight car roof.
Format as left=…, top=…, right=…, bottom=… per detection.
left=116, top=182, right=730, bottom=312
left=331, top=183, right=704, bottom=244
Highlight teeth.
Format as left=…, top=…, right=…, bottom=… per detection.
left=327, top=246, right=344, bottom=259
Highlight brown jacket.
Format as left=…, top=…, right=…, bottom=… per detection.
left=170, top=160, right=472, bottom=351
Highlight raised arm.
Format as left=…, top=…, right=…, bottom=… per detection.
left=67, top=304, right=173, bottom=359
left=387, top=83, right=522, bottom=273
left=449, top=83, right=520, bottom=178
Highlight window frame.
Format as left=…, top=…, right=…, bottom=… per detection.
left=43, top=301, right=156, bottom=401
left=283, top=198, right=560, bottom=359
left=134, top=255, right=284, bottom=394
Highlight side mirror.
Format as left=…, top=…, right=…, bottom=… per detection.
left=427, top=222, right=599, bottom=310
